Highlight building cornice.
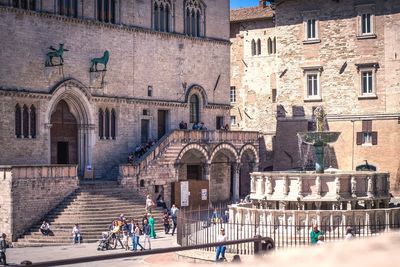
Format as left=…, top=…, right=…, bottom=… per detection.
left=0, top=6, right=230, bottom=46
left=0, top=88, right=231, bottom=110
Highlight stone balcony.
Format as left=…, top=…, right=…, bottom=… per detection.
left=250, top=171, right=391, bottom=210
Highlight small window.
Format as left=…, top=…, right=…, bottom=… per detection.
left=148, top=86, right=153, bottom=97
left=303, top=67, right=323, bottom=101
left=98, top=109, right=104, bottom=139
left=189, top=94, right=200, bottom=123
left=356, top=5, right=376, bottom=39
left=356, top=120, right=378, bottom=145
left=230, top=116, right=236, bottom=126
left=307, top=19, right=316, bottom=39
left=361, top=13, right=372, bottom=34
left=216, top=116, right=224, bottom=130
left=15, top=104, right=22, bottom=138
left=140, top=179, right=145, bottom=187
left=267, top=37, right=273, bottom=54
left=143, top=109, right=149, bottom=116
left=307, top=74, right=318, bottom=97
left=361, top=71, right=373, bottom=94
left=230, top=86, right=236, bottom=103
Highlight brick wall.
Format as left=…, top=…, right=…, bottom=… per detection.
left=0, top=165, right=78, bottom=241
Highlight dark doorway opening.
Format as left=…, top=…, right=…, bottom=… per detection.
left=57, top=142, right=69, bottom=164
left=141, top=119, right=150, bottom=143
left=157, top=110, right=168, bottom=139
left=216, top=116, right=224, bottom=130
left=50, top=100, right=78, bottom=165
left=187, top=164, right=202, bottom=180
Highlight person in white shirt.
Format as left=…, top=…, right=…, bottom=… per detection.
left=170, top=204, right=179, bottom=236
left=72, top=224, right=81, bottom=244
left=40, top=221, right=50, bottom=236
left=215, top=228, right=227, bottom=262
left=145, top=195, right=155, bottom=213
left=317, top=235, right=325, bottom=245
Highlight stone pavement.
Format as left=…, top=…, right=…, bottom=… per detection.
left=6, top=232, right=183, bottom=266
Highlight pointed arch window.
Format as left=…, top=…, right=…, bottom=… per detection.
left=111, top=109, right=116, bottom=139
left=251, top=39, right=256, bottom=56
left=190, top=94, right=200, bottom=123
left=97, top=0, right=116, bottom=24
left=30, top=105, right=36, bottom=138
left=105, top=108, right=110, bottom=139
left=184, top=0, right=205, bottom=37
left=98, top=109, right=104, bottom=139
left=153, top=0, right=172, bottom=33
left=15, top=104, right=22, bottom=138
left=268, top=37, right=273, bottom=54
left=273, top=37, right=277, bottom=54
left=58, top=0, right=78, bottom=18
left=15, top=103, right=37, bottom=139
left=257, top=39, right=262, bottom=55
left=12, top=0, right=35, bottom=10
left=98, top=107, right=117, bottom=140
left=22, top=105, right=29, bottom=138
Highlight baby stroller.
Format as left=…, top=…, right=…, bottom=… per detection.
left=97, top=231, right=113, bottom=251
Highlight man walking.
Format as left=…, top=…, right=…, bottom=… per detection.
left=142, top=219, right=151, bottom=250
left=0, top=233, right=8, bottom=266
left=170, top=204, right=179, bottom=236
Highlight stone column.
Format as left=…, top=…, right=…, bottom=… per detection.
left=202, top=162, right=211, bottom=181
left=250, top=173, right=256, bottom=194
left=385, top=210, right=390, bottom=232
left=232, top=162, right=240, bottom=202
left=316, top=176, right=321, bottom=197
left=283, top=176, right=289, bottom=196
left=351, top=176, right=357, bottom=197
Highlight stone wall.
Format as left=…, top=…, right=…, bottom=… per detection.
left=0, top=165, right=78, bottom=241
left=230, top=0, right=400, bottom=191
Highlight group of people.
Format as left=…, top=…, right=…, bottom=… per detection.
left=128, top=139, right=157, bottom=163
left=310, top=224, right=356, bottom=246
left=192, top=122, right=207, bottom=130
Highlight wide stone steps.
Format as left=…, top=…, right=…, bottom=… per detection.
left=15, top=185, right=165, bottom=247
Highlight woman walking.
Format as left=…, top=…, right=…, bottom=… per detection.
left=149, top=214, right=156, bottom=239
left=133, top=223, right=144, bottom=251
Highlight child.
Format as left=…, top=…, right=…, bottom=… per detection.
left=122, top=230, right=129, bottom=251
left=317, top=234, right=325, bottom=245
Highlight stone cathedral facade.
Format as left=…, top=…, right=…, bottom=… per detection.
left=0, top=0, right=232, bottom=179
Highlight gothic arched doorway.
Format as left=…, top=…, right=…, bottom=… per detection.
left=50, top=100, right=78, bottom=164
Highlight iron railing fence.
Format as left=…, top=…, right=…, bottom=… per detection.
left=177, top=209, right=400, bottom=252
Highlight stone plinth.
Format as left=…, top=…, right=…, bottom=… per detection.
left=250, top=171, right=391, bottom=210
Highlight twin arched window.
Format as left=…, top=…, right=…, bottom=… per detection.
left=251, top=39, right=262, bottom=56
left=189, top=94, right=200, bottom=123
left=57, top=0, right=78, bottom=18
left=153, top=0, right=171, bottom=32
left=15, top=104, right=36, bottom=138
left=97, top=0, right=116, bottom=23
left=12, top=0, right=35, bottom=10
left=185, top=0, right=204, bottom=37
left=98, top=108, right=116, bottom=139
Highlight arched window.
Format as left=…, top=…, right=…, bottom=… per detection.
left=23, top=105, right=29, bottom=138
left=111, top=109, right=116, bottom=139
left=184, top=0, right=205, bottom=37
left=30, top=105, right=36, bottom=138
left=273, top=37, right=277, bottom=54
left=98, top=108, right=104, bottom=139
left=257, top=39, right=262, bottom=55
left=153, top=0, right=172, bottom=32
left=190, top=94, right=200, bottom=123
left=97, top=0, right=116, bottom=24
left=58, top=0, right=78, bottom=18
left=12, top=0, right=35, bottom=10
left=251, top=39, right=256, bottom=56
left=105, top=108, right=110, bottom=139
left=15, top=104, right=21, bottom=138
left=268, top=37, right=273, bottom=54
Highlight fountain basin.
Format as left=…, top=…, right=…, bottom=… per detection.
left=297, top=131, right=341, bottom=146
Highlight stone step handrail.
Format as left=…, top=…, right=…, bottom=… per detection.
left=124, top=130, right=261, bottom=176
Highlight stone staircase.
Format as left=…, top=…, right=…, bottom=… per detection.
left=136, top=143, right=186, bottom=181
left=14, top=181, right=165, bottom=247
